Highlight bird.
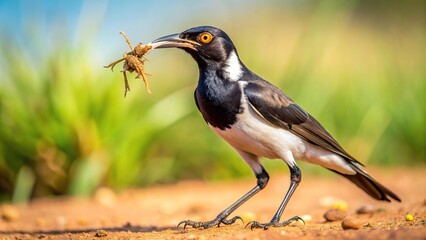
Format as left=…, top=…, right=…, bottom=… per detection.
left=149, top=26, right=401, bottom=230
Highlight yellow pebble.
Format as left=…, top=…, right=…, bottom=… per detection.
left=405, top=214, right=414, bottom=221
left=332, top=200, right=348, bottom=211
left=239, top=212, right=257, bottom=223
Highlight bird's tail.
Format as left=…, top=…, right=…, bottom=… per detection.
left=328, top=162, right=401, bottom=202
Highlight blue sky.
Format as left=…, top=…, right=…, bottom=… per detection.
left=0, top=0, right=271, bottom=62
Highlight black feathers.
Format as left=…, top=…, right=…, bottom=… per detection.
left=244, top=80, right=309, bottom=126
left=329, top=167, right=401, bottom=202
left=194, top=75, right=243, bottom=130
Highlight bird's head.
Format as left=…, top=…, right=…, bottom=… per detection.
left=150, top=26, right=245, bottom=81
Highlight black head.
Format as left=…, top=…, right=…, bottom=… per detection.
left=150, top=26, right=240, bottom=69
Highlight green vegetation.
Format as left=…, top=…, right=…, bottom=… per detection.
left=0, top=1, right=424, bottom=202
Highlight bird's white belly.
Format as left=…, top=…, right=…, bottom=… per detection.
left=210, top=101, right=306, bottom=162
left=209, top=98, right=356, bottom=174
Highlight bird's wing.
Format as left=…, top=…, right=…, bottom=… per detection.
left=243, top=79, right=363, bottom=166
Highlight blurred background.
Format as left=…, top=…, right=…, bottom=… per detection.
left=0, top=0, right=424, bottom=202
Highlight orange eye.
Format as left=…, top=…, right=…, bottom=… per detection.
left=199, top=32, right=213, bottom=44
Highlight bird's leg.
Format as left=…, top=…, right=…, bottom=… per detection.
left=247, top=165, right=304, bottom=230
left=178, top=168, right=269, bottom=229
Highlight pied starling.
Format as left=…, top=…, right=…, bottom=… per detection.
left=149, top=26, right=400, bottom=230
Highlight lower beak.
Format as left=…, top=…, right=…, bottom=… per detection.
left=149, top=33, right=200, bottom=50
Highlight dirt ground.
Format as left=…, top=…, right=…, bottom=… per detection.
left=0, top=167, right=425, bottom=240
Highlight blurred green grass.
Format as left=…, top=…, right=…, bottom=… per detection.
left=0, top=1, right=425, bottom=202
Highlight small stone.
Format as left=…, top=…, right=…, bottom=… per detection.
left=356, top=204, right=376, bottom=214
left=332, top=200, right=348, bottom=211
left=0, top=204, right=20, bottom=222
left=95, top=229, right=107, bottom=237
left=405, top=214, right=414, bottom=221
left=341, top=217, right=362, bottom=230
left=240, top=211, right=256, bottom=223
left=324, top=209, right=347, bottom=222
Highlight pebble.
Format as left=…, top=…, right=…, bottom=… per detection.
left=0, top=204, right=20, bottom=222
left=95, top=229, right=107, bottom=237
left=356, top=204, right=376, bottom=214
left=405, top=214, right=414, bottom=221
left=239, top=211, right=256, bottom=223
left=323, top=209, right=347, bottom=222
left=341, top=217, right=362, bottom=230
left=332, top=200, right=348, bottom=211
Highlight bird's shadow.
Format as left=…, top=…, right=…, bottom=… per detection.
left=0, top=223, right=179, bottom=236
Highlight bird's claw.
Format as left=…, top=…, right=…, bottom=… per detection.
left=220, top=216, right=243, bottom=226
left=177, top=220, right=204, bottom=229
left=177, top=216, right=243, bottom=229
left=245, top=216, right=304, bottom=230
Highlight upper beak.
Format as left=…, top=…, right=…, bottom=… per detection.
left=149, top=33, right=200, bottom=50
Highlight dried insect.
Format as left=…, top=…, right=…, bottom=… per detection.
left=105, top=32, right=153, bottom=96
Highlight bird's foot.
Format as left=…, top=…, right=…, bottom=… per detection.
left=177, top=215, right=243, bottom=229
left=246, top=216, right=304, bottom=230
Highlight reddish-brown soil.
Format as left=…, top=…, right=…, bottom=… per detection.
left=0, top=167, right=425, bottom=239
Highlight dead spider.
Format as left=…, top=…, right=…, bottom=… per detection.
left=105, top=32, right=153, bottom=96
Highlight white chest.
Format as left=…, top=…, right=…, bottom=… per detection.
left=210, top=95, right=306, bottom=160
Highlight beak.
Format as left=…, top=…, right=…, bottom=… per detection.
left=149, top=33, right=200, bottom=51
